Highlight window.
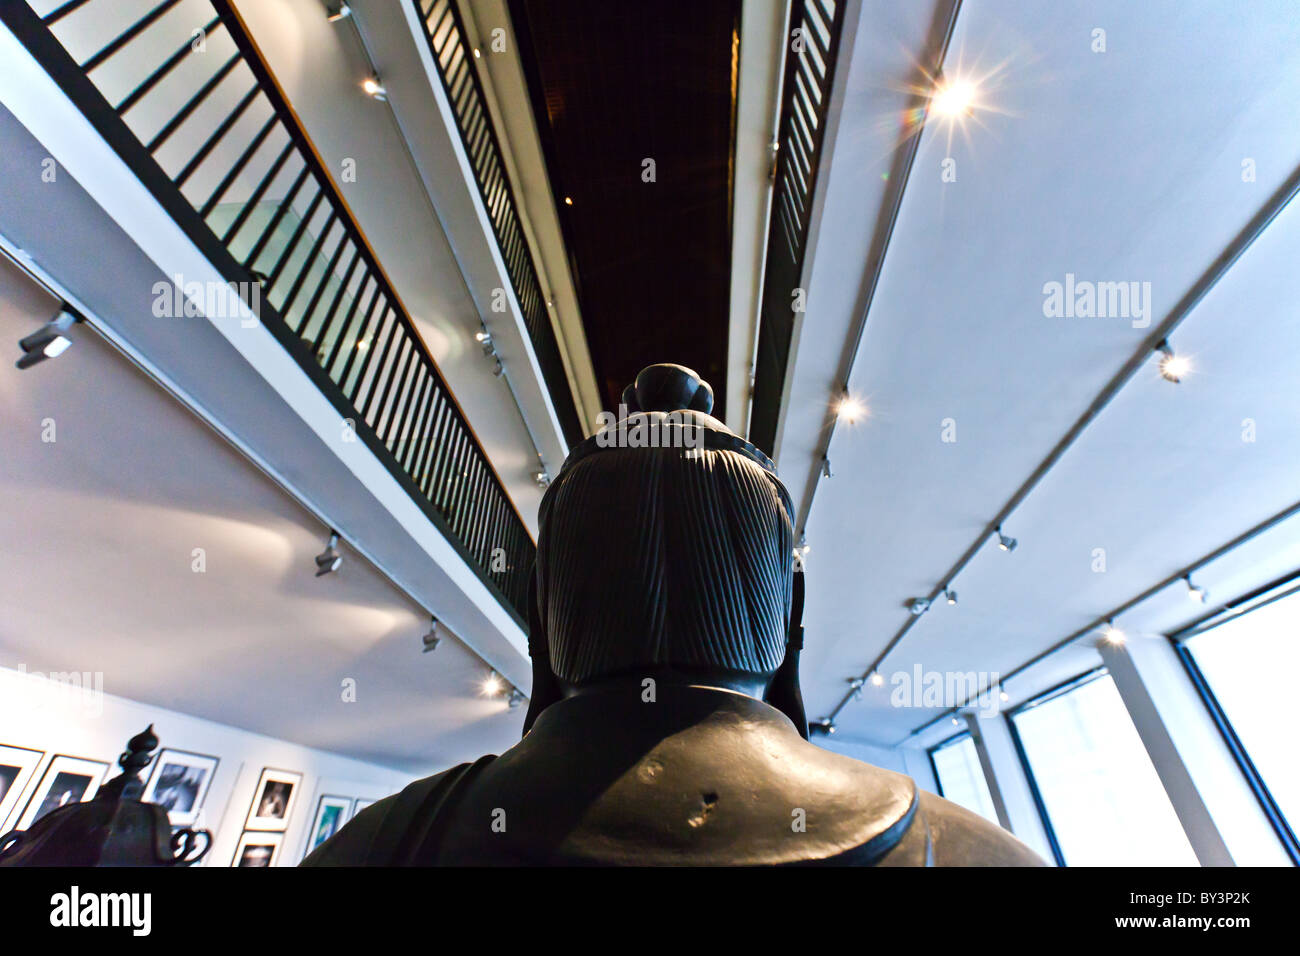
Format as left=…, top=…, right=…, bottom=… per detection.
left=1009, top=670, right=1198, bottom=866
left=1176, top=583, right=1300, bottom=862
left=928, top=733, right=999, bottom=824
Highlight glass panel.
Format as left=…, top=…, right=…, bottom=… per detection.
left=1183, top=588, right=1300, bottom=841
left=930, top=734, right=999, bottom=825
left=1012, top=673, right=1198, bottom=866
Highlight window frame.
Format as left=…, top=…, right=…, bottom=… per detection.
left=1004, top=666, right=1109, bottom=868
left=1169, top=571, right=1300, bottom=866
left=926, top=730, right=971, bottom=801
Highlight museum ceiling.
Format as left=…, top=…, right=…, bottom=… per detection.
left=507, top=0, right=740, bottom=418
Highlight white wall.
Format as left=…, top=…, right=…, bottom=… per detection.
left=0, top=665, right=412, bottom=866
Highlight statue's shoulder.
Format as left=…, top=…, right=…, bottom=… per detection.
left=907, top=790, right=1047, bottom=867
left=299, top=761, right=486, bottom=866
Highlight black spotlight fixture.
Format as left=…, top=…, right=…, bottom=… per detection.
left=810, top=717, right=837, bottom=736
left=421, top=615, right=442, bottom=653
left=315, top=531, right=342, bottom=577
left=16, top=308, right=77, bottom=370
left=995, top=526, right=1017, bottom=552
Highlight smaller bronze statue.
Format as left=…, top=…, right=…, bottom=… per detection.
left=304, top=364, right=1044, bottom=866
left=0, top=725, right=211, bottom=867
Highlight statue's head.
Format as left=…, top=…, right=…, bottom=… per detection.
left=524, top=364, right=807, bottom=735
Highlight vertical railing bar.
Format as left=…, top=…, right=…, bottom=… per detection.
left=82, top=0, right=183, bottom=73
left=357, top=308, right=401, bottom=420
left=276, top=211, right=338, bottom=320
left=335, top=284, right=384, bottom=387
left=291, top=227, right=349, bottom=335
left=116, top=16, right=223, bottom=114
left=199, top=113, right=277, bottom=218
left=308, top=245, right=362, bottom=353
left=174, top=84, right=260, bottom=187
left=238, top=160, right=309, bottom=262
left=145, top=52, right=241, bottom=153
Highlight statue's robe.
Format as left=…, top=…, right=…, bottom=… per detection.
left=302, top=683, right=1044, bottom=867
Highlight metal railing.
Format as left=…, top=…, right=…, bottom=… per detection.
left=748, top=0, right=845, bottom=457
left=3, top=0, right=535, bottom=624
left=413, top=0, right=584, bottom=448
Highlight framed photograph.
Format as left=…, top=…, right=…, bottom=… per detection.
left=232, top=830, right=283, bottom=867
left=14, top=754, right=109, bottom=830
left=305, top=794, right=352, bottom=856
left=0, top=745, right=45, bottom=831
left=141, top=748, right=219, bottom=827
left=244, top=767, right=302, bottom=831
left=351, top=797, right=374, bottom=816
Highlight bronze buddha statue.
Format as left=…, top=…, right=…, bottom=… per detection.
left=304, top=364, right=1043, bottom=866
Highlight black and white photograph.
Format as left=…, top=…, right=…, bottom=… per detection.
left=12, top=755, right=108, bottom=831
left=244, top=767, right=302, bottom=832
left=141, top=748, right=219, bottom=827
left=232, top=830, right=283, bottom=868
left=0, top=744, right=44, bottom=832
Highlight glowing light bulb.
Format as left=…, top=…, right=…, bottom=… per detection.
left=929, top=79, right=977, bottom=118
left=834, top=395, right=866, bottom=424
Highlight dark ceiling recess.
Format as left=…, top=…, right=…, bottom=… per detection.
left=508, top=0, right=740, bottom=419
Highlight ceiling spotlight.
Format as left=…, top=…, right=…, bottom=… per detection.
left=822, top=457, right=832, bottom=479
left=17, top=309, right=77, bottom=370
left=928, top=77, right=978, bottom=118
left=564, top=196, right=573, bottom=206
left=1156, top=341, right=1190, bottom=383
left=999, top=689, right=1010, bottom=702
left=507, top=688, right=526, bottom=708
left=314, top=531, right=342, bottom=577
left=481, top=671, right=504, bottom=697
left=810, top=718, right=836, bottom=736
left=421, top=616, right=442, bottom=653
left=995, top=526, right=1017, bottom=552
left=327, top=3, right=351, bottom=22
left=944, top=587, right=958, bottom=606
left=475, top=329, right=492, bottom=348
left=1184, top=574, right=1209, bottom=604
left=796, top=533, right=810, bottom=557
left=870, top=671, right=884, bottom=687
left=834, top=393, right=866, bottom=424
left=951, top=716, right=961, bottom=727
left=362, top=76, right=387, bottom=101
left=909, top=597, right=931, bottom=616
left=533, top=471, right=551, bottom=489
left=1101, top=620, right=1126, bottom=646
left=492, top=357, right=505, bottom=377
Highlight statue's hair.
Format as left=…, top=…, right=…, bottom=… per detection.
left=536, top=443, right=795, bottom=685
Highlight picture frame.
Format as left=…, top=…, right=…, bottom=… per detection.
left=304, top=794, right=352, bottom=857
left=0, top=744, right=46, bottom=832
left=232, top=830, right=283, bottom=867
left=244, top=767, right=302, bottom=831
left=13, top=754, right=110, bottom=830
left=351, top=797, right=374, bottom=816
left=141, top=748, right=219, bottom=827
